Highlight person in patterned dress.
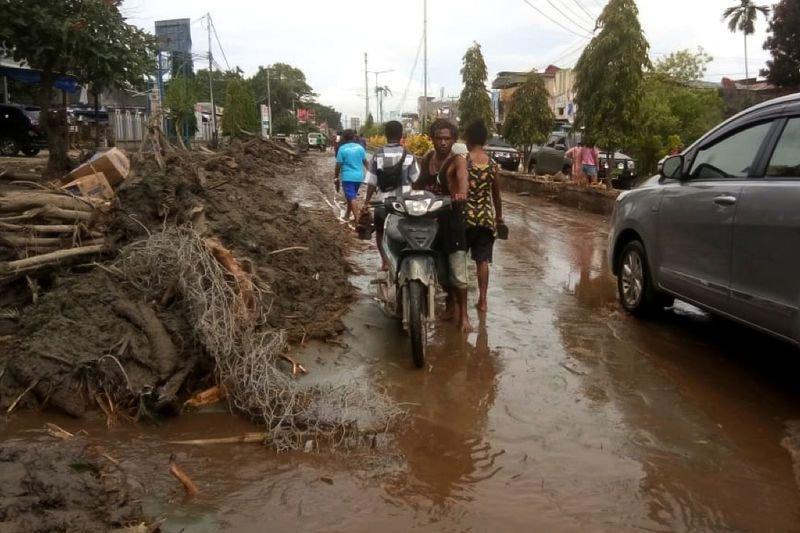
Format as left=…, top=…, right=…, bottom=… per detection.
left=464, top=119, right=505, bottom=313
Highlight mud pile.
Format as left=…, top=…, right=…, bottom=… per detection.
left=0, top=138, right=354, bottom=421
left=0, top=435, right=148, bottom=532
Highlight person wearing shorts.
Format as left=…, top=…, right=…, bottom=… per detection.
left=463, top=119, right=504, bottom=314
left=334, top=129, right=368, bottom=221
left=581, top=142, right=600, bottom=185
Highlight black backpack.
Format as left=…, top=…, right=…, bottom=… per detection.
left=376, top=149, right=407, bottom=192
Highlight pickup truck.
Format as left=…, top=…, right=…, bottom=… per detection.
left=525, top=132, right=638, bottom=189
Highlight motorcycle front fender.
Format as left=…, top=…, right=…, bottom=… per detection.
left=399, top=255, right=437, bottom=324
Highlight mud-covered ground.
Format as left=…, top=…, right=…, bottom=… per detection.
left=2, top=154, right=800, bottom=531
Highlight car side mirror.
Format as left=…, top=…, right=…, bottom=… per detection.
left=661, top=155, right=684, bottom=179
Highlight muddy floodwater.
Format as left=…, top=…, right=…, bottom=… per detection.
left=4, top=158, right=800, bottom=531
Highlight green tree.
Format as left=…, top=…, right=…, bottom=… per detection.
left=308, top=102, right=342, bottom=130
left=502, top=74, right=554, bottom=159
left=359, top=113, right=379, bottom=137
left=195, top=68, right=244, bottom=108
left=654, top=47, right=713, bottom=82
left=164, top=75, right=198, bottom=149
left=251, top=63, right=315, bottom=122
left=761, top=0, right=800, bottom=87
left=458, top=43, right=494, bottom=133
left=722, top=0, right=770, bottom=82
left=222, top=78, right=258, bottom=138
left=0, top=0, right=155, bottom=177
left=574, top=0, right=650, bottom=188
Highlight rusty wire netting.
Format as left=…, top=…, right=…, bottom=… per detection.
left=118, top=227, right=403, bottom=451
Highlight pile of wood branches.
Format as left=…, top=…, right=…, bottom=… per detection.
left=0, top=183, right=111, bottom=283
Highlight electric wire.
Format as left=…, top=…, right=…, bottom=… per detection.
left=397, top=31, right=425, bottom=115
left=542, top=0, right=593, bottom=34
left=208, top=15, right=231, bottom=71
left=570, top=0, right=598, bottom=26
left=520, top=0, right=592, bottom=38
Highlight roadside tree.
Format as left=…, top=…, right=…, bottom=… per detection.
left=502, top=74, right=554, bottom=160
left=761, top=0, right=800, bottom=87
left=0, top=0, right=155, bottom=177
left=722, top=0, right=770, bottom=83
left=195, top=68, right=244, bottom=108
left=222, top=79, right=259, bottom=138
left=164, top=75, right=198, bottom=149
left=458, top=43, right=494, bottom=133
left=574, top=0, right=650, bottom=188
left=654, top=47, right=713, bottom=82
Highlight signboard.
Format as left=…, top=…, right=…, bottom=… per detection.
left=260, top=104, right=270, bottom=137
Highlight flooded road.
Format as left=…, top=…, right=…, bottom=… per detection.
left=4, top=159, right=800, bottom=531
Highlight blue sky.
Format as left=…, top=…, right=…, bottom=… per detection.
left=123, top=0, right=773, bottom=122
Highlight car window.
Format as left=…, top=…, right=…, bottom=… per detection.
left=766, top=118, right=800, bottom=178
left=546, top=135, right=564, bottom=148
left=689, top=121, right=772, bottom=180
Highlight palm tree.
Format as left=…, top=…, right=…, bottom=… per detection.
left=722, top=0, right=770, bottom=83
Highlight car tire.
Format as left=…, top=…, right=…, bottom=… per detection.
left=0, top=137, right=19, bottom=157
left=22, top=147, right=40, bottom=157
left=617, top=240, right=672, bottom=316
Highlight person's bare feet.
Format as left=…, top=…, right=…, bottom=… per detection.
left=459, top=316, right=473, bottom=333
left=475, top=300, right=488, bottom=313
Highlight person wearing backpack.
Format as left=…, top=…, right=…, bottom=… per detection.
left=364, top=120, right=420, bottom=271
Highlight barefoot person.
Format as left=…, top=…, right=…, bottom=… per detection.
left=463, top=119, right=504, bottom=313
left=364, top=120, right=420, bottom=270
left=334, top=129, right=368, bottom=221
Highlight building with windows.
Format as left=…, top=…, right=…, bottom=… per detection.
left=491, top=65, right=576, bottom=125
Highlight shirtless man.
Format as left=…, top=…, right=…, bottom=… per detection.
left=416, top=119, right=471, bottom=332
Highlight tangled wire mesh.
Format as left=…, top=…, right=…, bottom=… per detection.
left=118, top=227, right=403, bottom=451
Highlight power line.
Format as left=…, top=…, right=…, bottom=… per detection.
left=541, top=36, right=592, bottom=69
left=570, top=0, right=598, bottom=26
left=542, top=0, right=593, bottom=34
left=521, top=0, right=592, bottom=39
left=398, top=31, right=425, bottom=115
left=207, top=14, right=230, bottom=71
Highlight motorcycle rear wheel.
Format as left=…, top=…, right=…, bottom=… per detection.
left=408, top=281, right=427, bottom=368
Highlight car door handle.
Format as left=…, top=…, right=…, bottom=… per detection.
left=713, top=195, right=737, bottom=206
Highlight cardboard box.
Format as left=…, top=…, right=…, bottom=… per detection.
left=61, top=172, right=115, bottom=200
left=63, top=147, right=130, bottom=187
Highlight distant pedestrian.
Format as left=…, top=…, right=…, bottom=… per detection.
left=334, top=129, right=369, bottom=221
left=357, top=134, right=367, bottom=149
left=580, top=141, right=600, bottom=186
left=565, top=142, right=585, bottom=185
left=463, top=119, right=505, bottom=314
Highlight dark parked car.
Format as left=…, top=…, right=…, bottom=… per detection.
left=608, top=92, right=800, bottom=345
left=0, top=104, right=46, bottom=157
left=485, top=136, right=521, bottom=171
left=525, top=132, right=637, bottom=188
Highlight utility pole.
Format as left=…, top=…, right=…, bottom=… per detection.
left=423, top=0, right=428, bottom=131
left=266, top=66, right=272, bottom=137
left=364, top=53, right=370, bottom=125
left=206, top=13, right=218, bottom=148
left=368, top=69, right=394, bottom=123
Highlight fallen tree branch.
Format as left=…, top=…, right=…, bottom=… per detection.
left=0, top=243, right=107, bottom=278
left=112, top=299, right=178, bottom=381
left=268, top=246, right=309, bottom=255
left=169, top=459, right=199, bottom=496
left=0, top=221, right=84, bottom=234
left=0, top=191, right=99, bottom=213
left=169, top=432, right=268, bottom=445
left=0, top=205, right=93, bottom=223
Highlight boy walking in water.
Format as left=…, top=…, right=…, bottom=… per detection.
left=463, top=119, right=504, bottom=313
left=334, top=129, right=368, bottom=221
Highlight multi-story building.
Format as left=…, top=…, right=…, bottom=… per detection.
left=492, top=65, right=576, bottom=125
left=349, top=117, right=361, bottom=131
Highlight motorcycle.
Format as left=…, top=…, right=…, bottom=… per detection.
left=372, top=189, right=451, bottom=368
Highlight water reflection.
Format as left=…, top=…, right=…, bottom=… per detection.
left=384, top=317, right=502, bottom=514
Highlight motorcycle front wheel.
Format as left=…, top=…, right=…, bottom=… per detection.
left=407, top=280, right=427, bottom=368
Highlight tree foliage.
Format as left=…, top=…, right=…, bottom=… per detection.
left=0, top=0, right=155, bottom=176
left=761, top=0, right=800, bottom=87
left=195, top=68, right=244, bottom=108
left=360, top=113, right=379, bottom=137
left=502, top=74, right=554, bottom=155
left=251, top=63, right=315, bottom=121
left=458, top=43, right=494, bottom=133
left=222, top=78, right=258, bottom=138
left=722, top=0, right=770, bottom=81
left=164, top=75, right=198, bottom=144
left=654, top=47, right=713, bottom=82
left=574, top=0, right=650, bottom=186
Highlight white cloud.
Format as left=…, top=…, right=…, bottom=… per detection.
left=123, top=0, right=774, bottom=120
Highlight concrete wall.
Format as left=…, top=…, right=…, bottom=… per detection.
left=498, top=170, right=619, bottom=216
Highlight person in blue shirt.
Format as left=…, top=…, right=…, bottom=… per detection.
left=334, top=129, right=368, bottom=221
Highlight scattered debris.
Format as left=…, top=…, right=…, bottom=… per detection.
left=169, top=457, right=200, bottom=496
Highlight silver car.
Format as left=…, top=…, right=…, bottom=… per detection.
left=608, top=92, right=800, bottom=344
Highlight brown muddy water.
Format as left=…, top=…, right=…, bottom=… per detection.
left=3, top=162, right=800, bottom=531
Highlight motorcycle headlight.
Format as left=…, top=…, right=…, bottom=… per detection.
left=404, top=198, right=430, bottom=216
left=430, top=200, right=443, bottom=212
left=617, top=162, right=625, bottom=170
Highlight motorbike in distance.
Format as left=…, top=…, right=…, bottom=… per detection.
left=371, top=189, right=451, bottom=368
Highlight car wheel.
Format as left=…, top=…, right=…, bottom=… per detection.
left=22, top=147, right=40, bottom=157
left=0, top=137, right=19, bottom=157
left=617, top=240, right=672, bottom=316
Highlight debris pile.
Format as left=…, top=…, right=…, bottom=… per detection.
left=0, top=136, right=401, bottom=450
